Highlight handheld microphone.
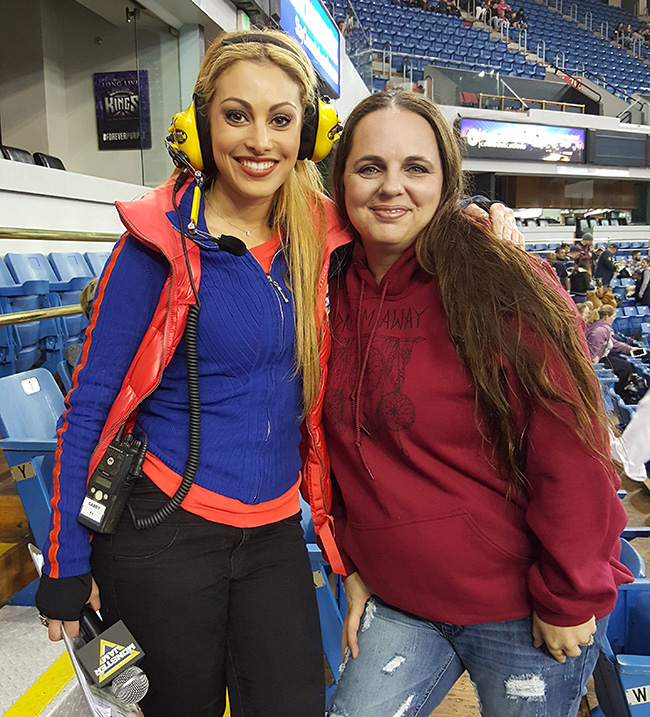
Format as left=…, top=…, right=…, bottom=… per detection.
left=76, top=605, right=149, bottom=706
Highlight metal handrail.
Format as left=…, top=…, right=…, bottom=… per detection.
left=346, top=0, right=371, bottom=45
left=600, top=20, right=609, bottom=40
left=554, top=51, right=566, bottom=69
left=536, top=40, right=546, bottom=63
left=569, top=3, right=577, bottom=21
left=382, top=42, right=392, bottom=77
left=403, top=56, right=414, bottom=85
left=478, top=92, right=585, bottom=112
left=0, top=227, right=119, bottom=242
left=374, top=47, right=501, bottom=75
left=584, top=11, right=592, bottom=31
left=632, top=37, right=642, bottom=58
left=500, top=22, right=510, bottom=43
left=518, top=28, right=527, bottom=53
left=0, top=304, right=83, bottom=328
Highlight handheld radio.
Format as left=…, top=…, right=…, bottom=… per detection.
left=78, top=427, right=148, bottom=534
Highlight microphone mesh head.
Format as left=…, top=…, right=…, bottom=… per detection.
left=109, top=666, right=149, bottom=704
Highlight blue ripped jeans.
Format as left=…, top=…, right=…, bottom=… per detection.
left=327, top=597, right=608, bottom=717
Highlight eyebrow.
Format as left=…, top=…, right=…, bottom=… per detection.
left=352, top=154, right=436, bottom=167
left=220, top=97, right=299, bottom=112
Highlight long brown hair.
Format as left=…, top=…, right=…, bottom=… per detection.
left=193, top=29, right=326, bottom=413
left=332, top=91, right=610, bottom=491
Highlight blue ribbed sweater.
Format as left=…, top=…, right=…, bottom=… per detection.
left=43, top=185, right=303, bottom=577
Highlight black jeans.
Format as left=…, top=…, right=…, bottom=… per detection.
left=91, top=479, right=324, bottom=717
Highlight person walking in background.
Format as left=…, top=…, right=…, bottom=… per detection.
left=595, top=242, right=619, bottom=287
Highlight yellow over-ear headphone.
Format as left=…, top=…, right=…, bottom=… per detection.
left=166, top=33, right=342, bottom=174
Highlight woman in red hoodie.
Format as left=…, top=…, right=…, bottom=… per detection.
left=324, top=91, right=632, bottom=717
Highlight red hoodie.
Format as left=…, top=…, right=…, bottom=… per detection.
left=324, top=243, right=632, bottom=627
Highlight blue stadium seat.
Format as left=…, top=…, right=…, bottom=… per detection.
left=84, top=251, right=111, bottom=277
left=6, top=253, right=88, bottom=362
left=0, top=368, right=64, bottom=549
left=0, top=256, right=51, bottom=373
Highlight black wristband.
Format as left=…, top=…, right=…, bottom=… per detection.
left=36, top=572, right=93, bottom=621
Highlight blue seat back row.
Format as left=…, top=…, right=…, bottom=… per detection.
left=0, top=251, right=110, bottom=377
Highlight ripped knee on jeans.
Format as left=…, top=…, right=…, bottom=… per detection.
left=504, top=673, right=546, bottom=702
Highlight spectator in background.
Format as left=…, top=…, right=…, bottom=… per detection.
left=491, top=8, right=508, bottom=29
left=514, top=7, right=527, bottom=28
left=585, top=306, right=632, bottom=364
left=627, top=250, right=643, bottom=279
left=611, top=391, right=650, bottom=483
left=565, top=244, right=581, bottom=273
left=577, top=231, right=594, bottom=259
left=636, top=257, right=650, bottom=307
left=586, top=305, right=643, bottom=404
left=64, top=278, right=99, bottom=369
left=613, top=22, right=624, bottom=42
left=569, top=256, right=593, bottom=303
left=546, top=251, right=569, bottom=291
left=475, top=0, right=488, bottom=21
left=575, top=302, right=593, bottom=323
left=600, top=285, right=619, bottom=308
left=595, top=242, right=619, bottom=286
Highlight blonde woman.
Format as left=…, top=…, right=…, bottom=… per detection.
left=35, top=30, right=348, bottom=716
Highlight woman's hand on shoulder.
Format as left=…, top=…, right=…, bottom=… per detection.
left=464, top=201, right=525, bottom=248
left=342, top=571, right=373, bottom=660
left=532, top=612, right=596, bottom=663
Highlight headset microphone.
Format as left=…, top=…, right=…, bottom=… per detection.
left=218, top=234, right=248, bottom=256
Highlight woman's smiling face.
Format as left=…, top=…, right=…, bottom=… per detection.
left=208, top=60, right=303, bottom=205
left=343, top=108, right=443, bottom=263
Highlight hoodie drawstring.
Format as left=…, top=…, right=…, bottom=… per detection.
left=353, top=279, right=389, bottom=479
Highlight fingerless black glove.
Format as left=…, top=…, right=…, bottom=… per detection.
left=35, top=572, right=93, bottom=621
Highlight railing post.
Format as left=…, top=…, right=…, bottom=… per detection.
left=519, top=28, right=527, bottom=52
left=570, top=3, right=577, bottom=21
left=584, top=11, right=592, bottom=31
left=536, top=40, right=546, bottom=63
left=599, top=20, right=608, bottom=39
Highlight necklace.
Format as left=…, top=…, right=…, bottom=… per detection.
left=206, top=192, right=252, bottom=237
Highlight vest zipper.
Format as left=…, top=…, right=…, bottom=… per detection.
left=91, top=208, right=179, bottom=463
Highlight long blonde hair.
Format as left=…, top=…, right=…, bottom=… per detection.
left=194, top=29, right=326, bottom=412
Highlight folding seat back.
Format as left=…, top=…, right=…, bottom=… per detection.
left=0, top=369, right=65, bottom=548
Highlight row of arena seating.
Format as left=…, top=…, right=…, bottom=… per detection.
left=0, top=251, right=110, bottom=378
left=518, top=217, right=629, bottom=229
left=334, top=0, right=650, bottom=96
left=346, top=3, right=546, bottom=81
left=525, top=241, right=649, bottom=255
left=514, top=0, right=650, bottom=95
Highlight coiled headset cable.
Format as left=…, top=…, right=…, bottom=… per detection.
left=130, top=170, right=203, bottom=530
